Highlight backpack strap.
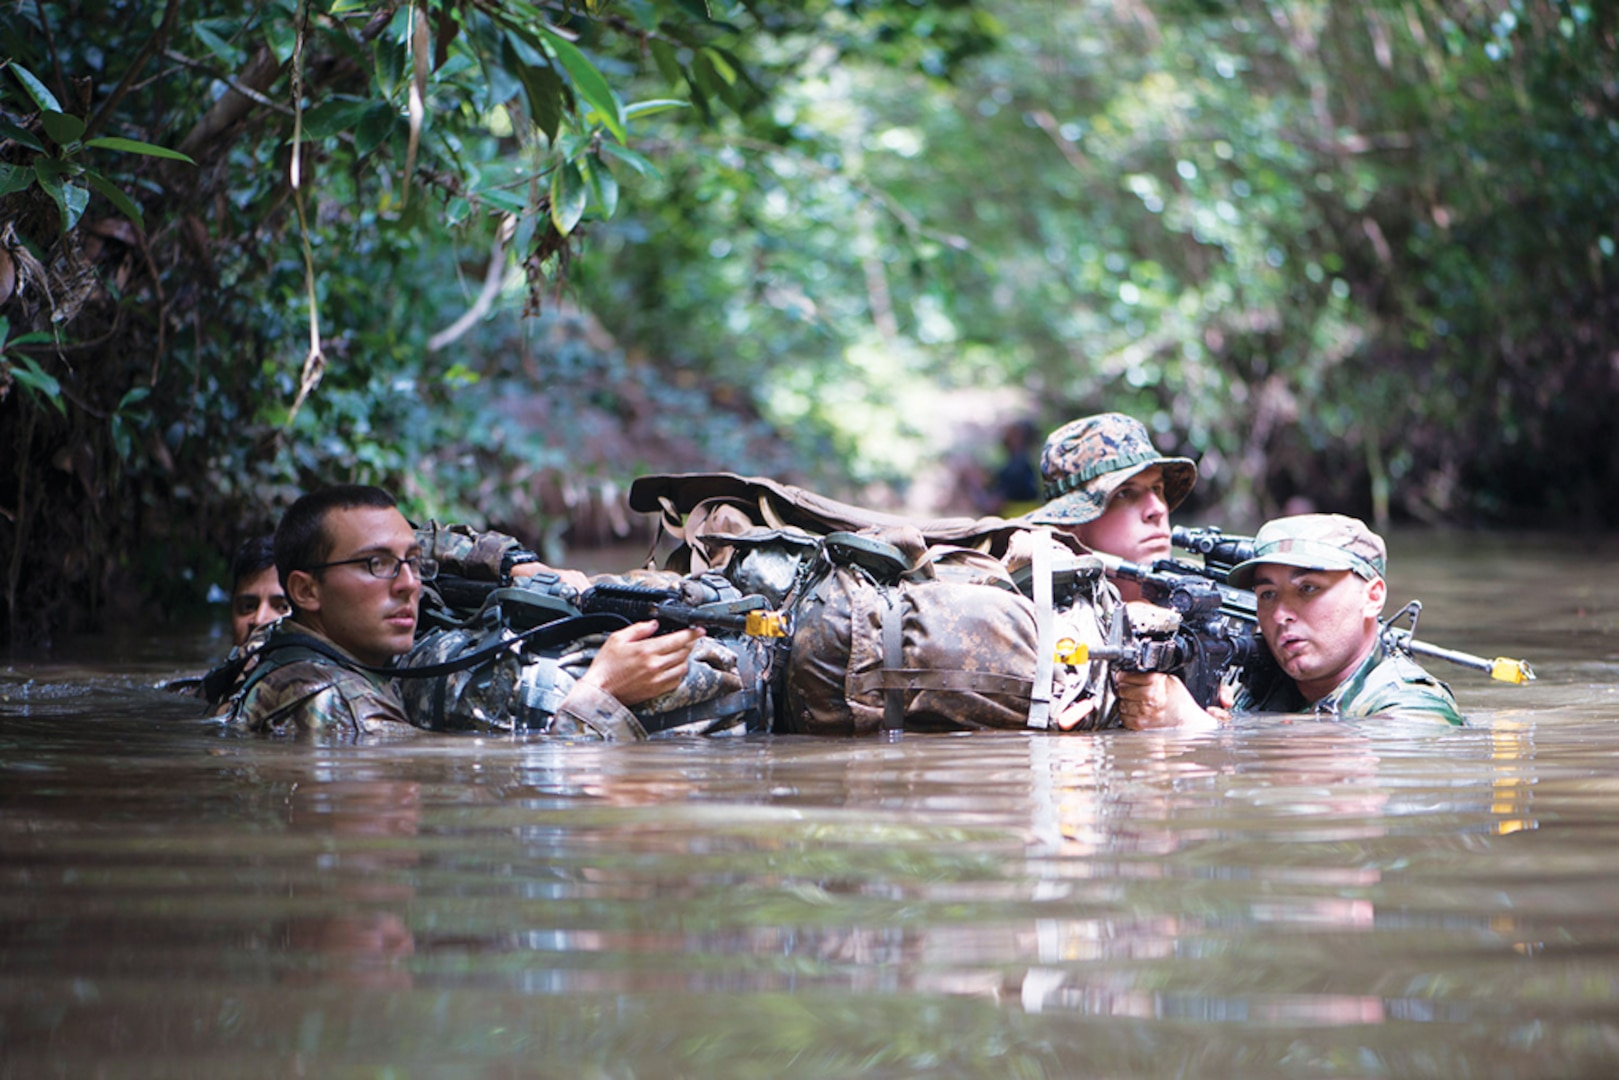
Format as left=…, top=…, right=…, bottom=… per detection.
left=1027, top=532, right=1055, bottom=730
left=881, top=588, right=905, bottom=733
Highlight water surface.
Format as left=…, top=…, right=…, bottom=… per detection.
left=3, top=531, right=1617, bottom=1077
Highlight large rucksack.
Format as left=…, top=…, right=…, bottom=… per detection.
left=626, top=472, right=1126, bottom=737
left=778, top=525, right=1119, bottom=735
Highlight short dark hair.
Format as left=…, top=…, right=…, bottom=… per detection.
left=274, top=484, right=398, bottom=594
left=230, top=535, right=277, bottom=593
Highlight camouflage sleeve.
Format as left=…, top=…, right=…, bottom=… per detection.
left=417, top=521, right=524, bottom=581
left=550, top=681, right=649, bottom=741
left=1348, top=675, right=1466, bottom=726
left=230, top=662, right=420, bottom=742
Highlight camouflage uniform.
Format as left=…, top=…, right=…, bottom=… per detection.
left=1024, top=412, right=1197, bottom=526
left=223, top=624, right=419, bottom=742
left=226, top=622, right=654, bottom=741
left=1235, top=637, right=1464, bottom=725
left=1227, top=514, right=1465, bottom=726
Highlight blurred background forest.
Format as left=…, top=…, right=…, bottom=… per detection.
left=2, top=0, right=1616, bottom=647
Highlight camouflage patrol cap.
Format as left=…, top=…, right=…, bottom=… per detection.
left=1226, top=513, right=1387, bottom=589
left=1025, top=413, right=1197, bottom=526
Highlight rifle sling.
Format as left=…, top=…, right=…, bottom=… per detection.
left=257, top=614, right=630, bottom=682
left=639, top=687, right=763, bottom=735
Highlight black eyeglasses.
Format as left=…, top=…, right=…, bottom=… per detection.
left=305, top=553, right=439, bottom=581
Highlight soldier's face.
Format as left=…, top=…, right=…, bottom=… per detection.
left=1252, top=566, right=1385, bottom=701
left=1072, top=466, right=1172, bottom=565
left=290, top=506, right=421, bottom=666
left=231, top=566, right=290, bottom=647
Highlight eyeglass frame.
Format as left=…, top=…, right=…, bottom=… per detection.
left=302, top=552, right=439, bottom=581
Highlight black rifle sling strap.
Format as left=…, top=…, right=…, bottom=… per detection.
left=254, top=615, right=629, bottom=684
left=1027, top=533, right=1055, bottom=730
left=639, top=686, right=765, bottom=735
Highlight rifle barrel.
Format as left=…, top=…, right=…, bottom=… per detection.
left=1388, top=632, right=1535, bottom=685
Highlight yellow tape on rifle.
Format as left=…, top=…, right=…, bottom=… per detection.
left=1490, top=657, right=1535, bottom=685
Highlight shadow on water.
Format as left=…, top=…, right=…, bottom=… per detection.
left=3, top=531, right=1619, bottom=1077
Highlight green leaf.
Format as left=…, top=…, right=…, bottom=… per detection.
left=623, top=99, right=689, bottom=121
left=40, top=110, right=86, bottom=147
left=61, top=182, right=89, bottom=231
left=84, top=137, right=196, bottom=165
left=9, top=64, right=62, bottom=113
left=673, top=0, right=712, bottom=18
left=550, top=160, right=587, bottom=235
left=597, top=140, right=659, bottom=179
left=588, top=154, right=618, bottom=218
left=264, top=19, right=298, bottom=65
left=539, top=28, right=625, bottom=143
left=328, top=0, right=373, bottom=13
left=299, top=99, right=373, bottom=140
left=6, top=356, right=66, bottom=415
left=119, top=386, right=151, bottom=411
left=354, top=102, right=398, bottom=158
left=0, top=162, right=34, bottom=196
left=649, top=39, right=683, bottom=87
left=691, top=50, right=730, bottom=107
left=111, top=415, right=132, bottom=461
left=0, top=119, right=47, bottom=153
left=84, top=172, right=146, bottom=229
left=192, top=23, right=240, bottom=68
left=516, top=60, right=565, bottom=143
left=476, top=187, right=529, bottom=215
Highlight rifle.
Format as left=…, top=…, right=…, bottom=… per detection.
left=1063, top=549, right=1276, bottom=708
left=578, top=581, right=789, bottom=638
left=1067, top=527, right=1533, bottom=703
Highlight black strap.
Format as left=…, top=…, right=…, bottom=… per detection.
left=639, top=688, right=763, bottom=734
left=255, top=615, right=629, bottom=684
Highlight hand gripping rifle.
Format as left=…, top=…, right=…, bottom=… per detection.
left=1065, top=526, right=1533, bottom=703
left=1061, top=545, right=1275, bottom=708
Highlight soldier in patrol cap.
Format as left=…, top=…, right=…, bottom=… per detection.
left=1116, top=513, right=1464, bottom=730
left=1025, top=412, right=1197, bottom=602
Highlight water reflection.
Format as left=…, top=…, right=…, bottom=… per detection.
left=3, top=533, right=1619, bottom=1076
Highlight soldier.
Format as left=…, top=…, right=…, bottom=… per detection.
left=1024, top=413, right=1198, bottom=602
left=224, top=485, right=701, bottom=742
left=227, top=535, right=290, bottom=648
left=1116, top=514, right=1464, bottom=730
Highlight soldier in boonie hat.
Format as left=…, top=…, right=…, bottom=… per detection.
left=1025, top=413, right=1197, bottom=527
left=1227, top=514, right=1387, bottom=590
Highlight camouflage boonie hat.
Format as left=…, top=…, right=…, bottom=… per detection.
left=1025, top=413, right=1197, bottom=526
left=1227, top=513, right=1387, bottom=589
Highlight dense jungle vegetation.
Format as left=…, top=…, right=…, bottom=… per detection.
left=2, top=1, right=1616, bottom=647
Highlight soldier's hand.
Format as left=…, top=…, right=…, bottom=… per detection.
left=579, top=621, right=703, bottom=707
left=1115, top=671, right=1222, bottom=732
left=508, top=561, right=591, bottom=592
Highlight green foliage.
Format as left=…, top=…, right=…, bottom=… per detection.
left=2, top=0, right=1618, bottom=645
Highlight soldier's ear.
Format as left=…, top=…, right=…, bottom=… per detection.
left=285, top=569, right=321, bottom=614
left=1365, top=575, right=1386, bottom=615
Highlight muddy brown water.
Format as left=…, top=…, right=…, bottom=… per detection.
left=2, top=530, right=1617, bottom=1077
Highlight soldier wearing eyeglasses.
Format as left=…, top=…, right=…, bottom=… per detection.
left=223, top=485, right=702, bottom=742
